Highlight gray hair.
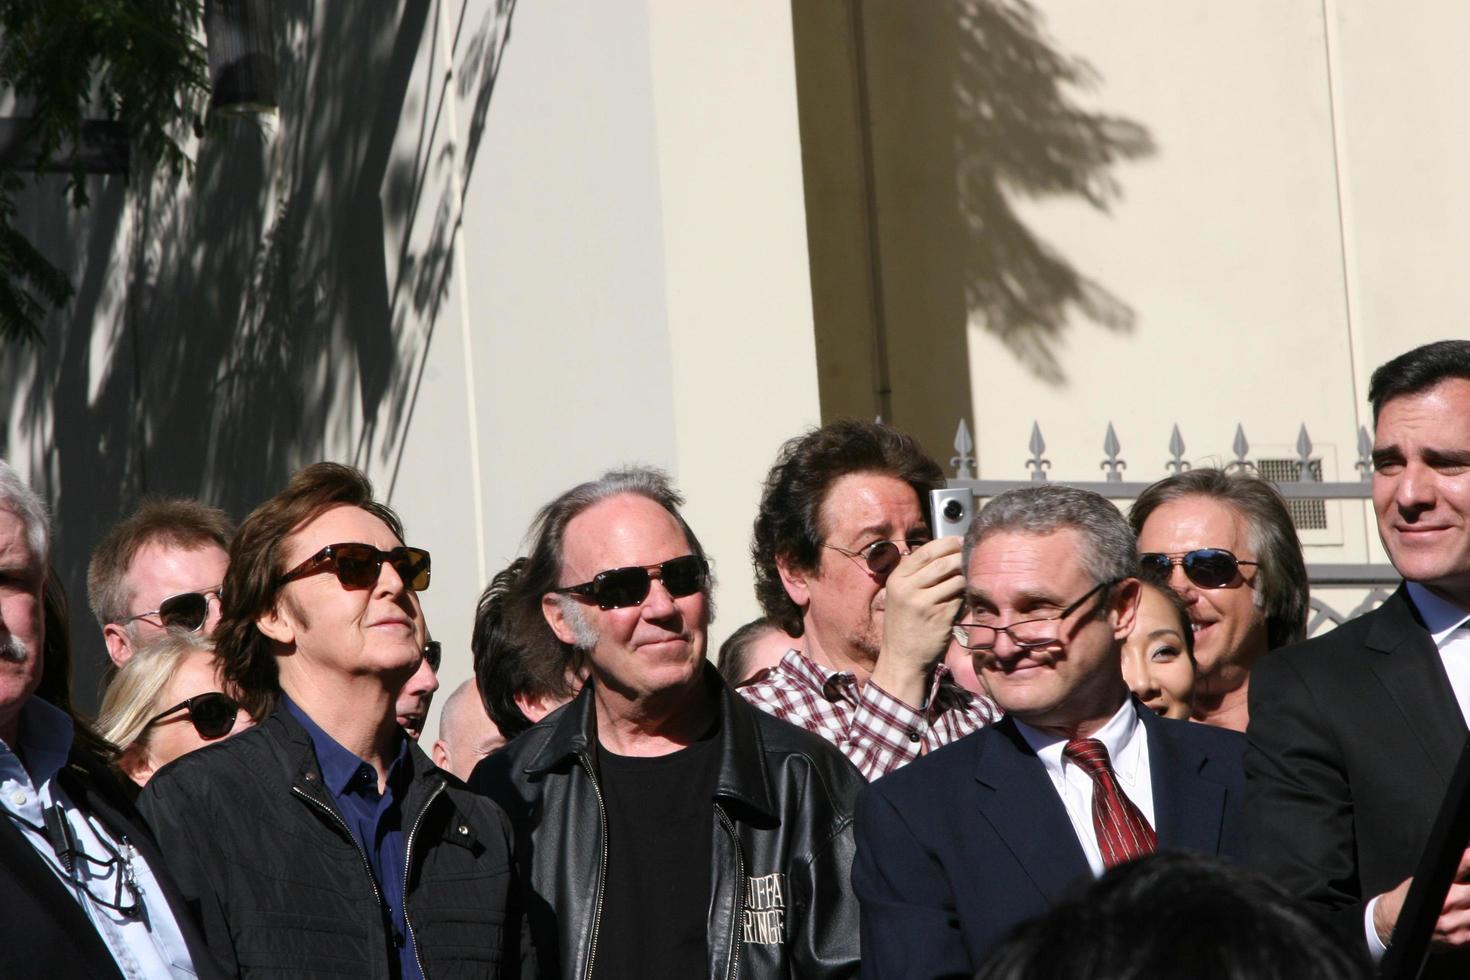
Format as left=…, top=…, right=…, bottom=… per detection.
left=0, top=460, right=50, bottom=565
left=1128, top=468, right=1308, bottom=650
left=517, top=466, right=715, bottom=663
left=97, top=631, right=218, bottom=753
left=964, top=485, right=1137, bottom=587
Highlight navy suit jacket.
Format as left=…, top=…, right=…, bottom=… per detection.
left=852, top=701, right=1247, bottom=980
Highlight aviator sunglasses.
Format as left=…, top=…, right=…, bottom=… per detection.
left=824, top=537, right=931, bottom=577
left=552, top=555, right=709, bottom=610
left=1138, top=548, right=1257, bottom=590
left=279, top=543, right=432, bottom=592
left=117, top=588, right=222, bottom=632
left=145, top=691, right=240, bottom=740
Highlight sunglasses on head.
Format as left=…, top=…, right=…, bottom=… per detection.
left=1138, top=548, right=1258, bottom=590
left=279, top=543, right=432, bottom=592
left=117, top=588, right=222, bottom=633
left=145, top=691, right=240, bottom=740
left=825, top=537, right=931, bottom=577
left=552, top=554, right=709, bottom=610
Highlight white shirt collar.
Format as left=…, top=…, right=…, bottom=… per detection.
left=1014, top=698, right=1142, bottom=783
left=1405, top=582, right=1470, bottom=646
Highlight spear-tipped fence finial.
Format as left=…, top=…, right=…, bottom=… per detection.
left=1296, top=424, right=1316, bottom=482
left=1027, top=422, right=1051, bottom=482
left=951, top=418, right=976, bottom=479
left=1355, top=425, right=1373, bottom=481
left=1165, top=424, right=1190, bottom=474
left=1100, top=423, right=1125, bottom=482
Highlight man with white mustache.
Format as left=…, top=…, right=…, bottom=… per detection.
left=0, top=461, right=216, bottom=978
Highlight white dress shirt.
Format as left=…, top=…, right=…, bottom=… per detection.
left=1014, top=698, right=1155, bottom=878
left=0, top=696, right=197, bottom=978
left=1362, top=584, right=1470, bottom=960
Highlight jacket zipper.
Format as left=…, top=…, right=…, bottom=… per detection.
left=402, top=781, right=445, bottom=980
left=578, top=755, right=609, bottom=980
left=291, top=786, right=390, bottom=968
left=716, top=804, right=745, bottom=980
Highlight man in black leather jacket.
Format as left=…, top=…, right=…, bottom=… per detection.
left=139, top=463, right=518, bottom=978
left=471, top=466, right=863, bottom=979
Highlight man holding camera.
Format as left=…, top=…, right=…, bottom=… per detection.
left=743, top=419, right=997, bottom=780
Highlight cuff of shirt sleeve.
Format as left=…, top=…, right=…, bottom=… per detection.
left=1365, top=896, right=1389, bottom=962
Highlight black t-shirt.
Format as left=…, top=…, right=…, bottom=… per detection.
left=591, top=727, right=722, bottom=979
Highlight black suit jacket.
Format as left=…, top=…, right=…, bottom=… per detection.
left=0, top=745, right=219, bottom=980
left=1246, top=584, right=1470, bottom=973
left=852, top=701, right=1247, bottom=979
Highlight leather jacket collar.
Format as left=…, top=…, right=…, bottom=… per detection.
left=522, top=663, right=777, bottom=820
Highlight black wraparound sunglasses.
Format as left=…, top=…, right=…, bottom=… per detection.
left=1138, top=548, right=1257, bottom=589
left=551, top=555, right=709, bottom=610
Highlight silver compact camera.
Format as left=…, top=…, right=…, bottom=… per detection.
left=928, top=487, right=973, bottom=539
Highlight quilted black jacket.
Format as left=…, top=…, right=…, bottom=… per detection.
left=138, top=708, right=519, bottom=978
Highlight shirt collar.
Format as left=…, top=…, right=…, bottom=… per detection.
left=1015, top=698, right=1141, bottom=783
left=283, top=695, right=405, bottom=797
left=779, top=647, right=964, bottom=707
left=779, top=649, right=858, bottom=703
left=1406, top=582, right=1470, bottom=645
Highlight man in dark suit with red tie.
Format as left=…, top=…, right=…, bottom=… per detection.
left=852, top=484, right=1248, bottom=979
left=1247, top=340, right=1470, bottom=976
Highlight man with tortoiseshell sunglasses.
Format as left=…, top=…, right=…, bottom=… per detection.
left=139, top=462, right=519, bottom=979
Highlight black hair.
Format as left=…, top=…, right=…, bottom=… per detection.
left=1368, top=340, right=1470, bottom=422
left=975, top=851, right=1370, bottom=980
left=752, top=419, right=943, bottom=636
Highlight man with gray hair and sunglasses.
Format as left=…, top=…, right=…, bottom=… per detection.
left=0, top=460, right=218, bottom=978
left=471, top=466, right=863, bottom=978
left=852, top=484, right=1248, bottom=976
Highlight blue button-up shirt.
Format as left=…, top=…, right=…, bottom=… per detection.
left=283, top=697, right=420, bottom=980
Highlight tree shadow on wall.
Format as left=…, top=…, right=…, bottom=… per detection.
left=949, top=0, right=1154, bottom=384
left=0, top=0, right=518, bottom=708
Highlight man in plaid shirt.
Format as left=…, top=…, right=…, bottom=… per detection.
left=742, top=420, right=998, bottom=781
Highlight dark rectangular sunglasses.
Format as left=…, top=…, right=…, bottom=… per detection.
left=279, top=543, right=432, bottom=592
left=1138, top=548, right=1257, bottom=590
left=552, top=554, right=709, bottom=610
left=145, top=691, right=240, bottom=740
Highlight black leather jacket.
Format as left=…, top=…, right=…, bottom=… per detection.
left=470, top=667, right=863, bottom=980
left=139, top=708, right=519, bottom=978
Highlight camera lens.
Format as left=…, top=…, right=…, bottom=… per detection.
left=943, top=500, right=964, bottom=522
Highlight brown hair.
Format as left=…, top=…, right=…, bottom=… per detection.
left=216, top=463, right=404, bottom=719
left=752, top=420, right=944, bottom=636
left=87, top=497, right=234, bottom=626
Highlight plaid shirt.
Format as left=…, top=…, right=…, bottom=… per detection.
left=737, top=650, right=999, bottom=781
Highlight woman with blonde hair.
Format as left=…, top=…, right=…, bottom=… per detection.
left=99, top=631, right=254, bottom=787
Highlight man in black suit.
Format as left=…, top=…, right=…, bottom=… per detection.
left=853, top=485, right=1247, bottom=979
left=1247, top=339, right=1470, bottom=972
left=0, top=460, right=216, bottom=979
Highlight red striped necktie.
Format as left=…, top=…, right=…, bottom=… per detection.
left=1062, top=737, right=1156, bottom=869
